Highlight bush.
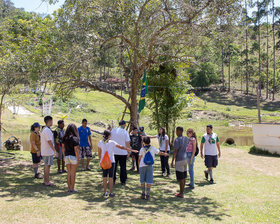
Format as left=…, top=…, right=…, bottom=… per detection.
left=187, top=62, right=218, bottom=87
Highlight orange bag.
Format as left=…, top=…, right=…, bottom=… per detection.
left=100, top=151, right=112, bottom=170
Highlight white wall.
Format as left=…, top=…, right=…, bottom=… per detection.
left=252, top=124, right=280, bottom=155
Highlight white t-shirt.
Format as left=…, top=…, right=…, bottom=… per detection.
left=41, top=127, right=55, bottom=156
left=98, top=140, right=118, bottom=163
left=139, top=146, right=160, bottom=168
left=156, top=134, right=170, bottom=152
left=110, top=127, right=130, bottom=155
left=201, top=132, right=220, bottom=156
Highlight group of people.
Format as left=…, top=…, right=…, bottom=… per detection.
left=30, top=116, right=221, bottom=199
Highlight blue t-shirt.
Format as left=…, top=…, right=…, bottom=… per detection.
left=78, top=126, right=91, bottom=147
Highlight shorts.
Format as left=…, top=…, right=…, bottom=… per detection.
left=42, top=156, right=54, bottom=166
left=102, top=163, right=115, bottom=178
left=31, top=152, right=41, bottom=164
left=140, top=165, right=153, bottom=184
left=205, top=155, right=218, bottom=168
left=175, top=159, right=188, bottom=173
left=79, top=146, right=92, bottom=159
left=56, top=144, right=63, bottom=160
left=65, top=155, right=78, bottom=165
left=176, top=171, right=187, bottom=181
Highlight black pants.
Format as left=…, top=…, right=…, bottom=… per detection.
left=114, top=155, right=127, bottom=184
left=160, top=153, right=170, bottom=175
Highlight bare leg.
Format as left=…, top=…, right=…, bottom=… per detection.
left=57, top=159, right=61, bottom=171
left=62, top=160, right=65, bottom=171
left=66, top=164, right=71, bottom=191
left=44, top=165, right=50, bottom=184
left=103, top=177, right=108, bottom=193
left=86, top=158, right=91, bottom=169
left=179, top=179, right=185, bottom=195
left=81, top=159, right=85, bottom=169
left=109, top=177, right=114, bottom=194
left=71, top=164, right=78, bottom=191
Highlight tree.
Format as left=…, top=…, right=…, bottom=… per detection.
left=147, top=63, right=193, bottom=142
left=47, top=0, right=241, bottom=128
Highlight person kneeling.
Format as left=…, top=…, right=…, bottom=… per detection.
left=138, top=137, right=168, bottom=201
left=98, top=130, right=138, bottom=198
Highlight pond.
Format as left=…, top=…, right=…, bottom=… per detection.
left=218, top=127, right=253, bottom=146
left=2, top=126, right=254, bottom=152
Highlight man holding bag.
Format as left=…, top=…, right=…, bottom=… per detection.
left=98, top=130, right=137, bottom=198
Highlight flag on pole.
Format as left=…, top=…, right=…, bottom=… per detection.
left=138, top=70, right=148, bottom=113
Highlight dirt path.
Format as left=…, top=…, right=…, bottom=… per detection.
left=222, top=147, right=280, bottom=177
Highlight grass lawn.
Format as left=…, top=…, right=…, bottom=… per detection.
left=1, top=146, right=279, bottom=224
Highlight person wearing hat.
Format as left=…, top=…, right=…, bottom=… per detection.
left=30, top=122, right=43, bottom=179
left=111, top=120, right=131, bottom=185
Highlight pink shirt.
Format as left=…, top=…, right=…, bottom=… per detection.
left=187, top=138, right=196, bottom=152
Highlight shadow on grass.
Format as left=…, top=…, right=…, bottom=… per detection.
left=197, top=91, right=280, bottom=111
left=0, top=157, right=230, bottom=222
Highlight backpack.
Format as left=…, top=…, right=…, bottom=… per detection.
left=143, top=147, right=154, bottom=165
left=100, top=143, right=112, bottom=170
left=195, top=146, right=199, bottom=157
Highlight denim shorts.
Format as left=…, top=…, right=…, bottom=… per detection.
left=42, top=156, right=54, bottom=166
left=140, top=165, right=153, bottom=184
left=65, top=155, right=77, bottom=165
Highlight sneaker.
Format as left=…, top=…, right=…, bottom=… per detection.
left=34, top=173, right=43, bottom=179
left=81, top=168, right=85, bottom=171
left=86, top=167, right=91, bottom=171
left=186, top=183, right=191, bottom=187
left=146, top=195, right=150, bottom=201
left=71, top=190, right=78, bottom=193
left=166, top=174, right=170, bottom=178
left=162, top=173, right=165, bottom=177
left=121, top=182, right=126, bottom=186
left=141, top=193, right=145, bottom=199
left=62, top=170, right=67, bottom=173
left=129, top=166, right=135, bottom=171
left=188, top=186, right=195, bottom=190
left=109, top=193, right=115, bottom=198
left=204, top=170, right=208, bottom=180
left=58, top=170, right=62, bottom=174
left=209, top=179, right=214, bottom=184
left=103, top=192, right=108, bottom=197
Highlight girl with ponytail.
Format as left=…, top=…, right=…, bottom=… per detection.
left=98, top=130, right=138, bottom=198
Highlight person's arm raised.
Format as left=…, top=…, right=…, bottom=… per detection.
left=116, top=144, right=138, bottom=153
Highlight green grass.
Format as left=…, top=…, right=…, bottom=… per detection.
left=0, top=147, right=280, bottom=223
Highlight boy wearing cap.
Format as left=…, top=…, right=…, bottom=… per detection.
left=200, top=124, right=221, bottom=184
left=111, top=120, right=131, bottom=185
left=30, top=122, right=42, bottom=179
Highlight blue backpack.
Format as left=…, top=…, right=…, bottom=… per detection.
left=143, top=147, right=154, bottom=165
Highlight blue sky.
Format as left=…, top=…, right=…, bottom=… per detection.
left=11, top=0, right=65, bottom=14
left=11, top=0, right=280, bottom=16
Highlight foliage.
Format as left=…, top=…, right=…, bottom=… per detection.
left=147, top=63, right=193, bottom=135
left=187, top=62, right=219, bottom=87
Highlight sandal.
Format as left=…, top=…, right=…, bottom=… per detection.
left=175, top=193, right=184, bottom=198
left=43, top=182, right=56, bottom=187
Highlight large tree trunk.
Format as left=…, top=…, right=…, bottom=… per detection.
left=272, top=0, right=276, bottom=101
left=129, top=77, right=139, bottom=129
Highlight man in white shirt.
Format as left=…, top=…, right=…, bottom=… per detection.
left=41, top=116, right=58, bottom=186
left=200, top=124, right=221, bottom=184
left=111, top=120, right=130, bottom=185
